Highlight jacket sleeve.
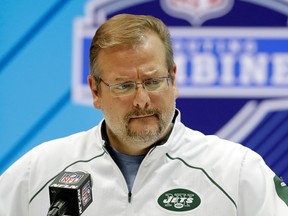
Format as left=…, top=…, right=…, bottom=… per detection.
left=237, top=150, right=288, bottom=216
left=0, top=152, right=31, bottom=216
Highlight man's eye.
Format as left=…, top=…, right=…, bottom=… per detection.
left=117, top=82, right=134, bottom=90
left=145, top=79, right=161, bottom=86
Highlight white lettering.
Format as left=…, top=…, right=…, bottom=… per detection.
left=174, top=49, right=287, bottom=88
left=219, top=54, right=235, bottom=85
left=50, top=184, right=78, bottom=189
left=162, top=193, right=195, bottom=208
left=191, top=53, right=218, bottom=84
left=186, top=197, right=194, bottom=204
left=78, top=189, right=82, bottom=214
left=228, top=40, right=241, bottom=54
left=271, top=53, right=288, bottom=85
left=163, top=195, right=173, bottom=204
left=174, top=53, right=189, bottom=85
left=239, top=53, right=269, bottom=85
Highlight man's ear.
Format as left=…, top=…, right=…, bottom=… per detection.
left=171, top=64, right=179, bottom=99
left=88, top=75, right=102, bottom=109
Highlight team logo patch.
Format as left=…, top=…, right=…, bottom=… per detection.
left=157, top=188, right=201, bottom=212
left=60, top=173, right=84, bottom=184
left=274, top=175, right=288, bottom=206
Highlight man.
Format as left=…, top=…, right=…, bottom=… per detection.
left=0, top=14, right=287, bottom=215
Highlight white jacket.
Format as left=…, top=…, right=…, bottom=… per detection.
left=0, top=111, right=287, bottom=215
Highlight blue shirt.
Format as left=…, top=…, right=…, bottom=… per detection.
left=110, top=147, right=145, bottom=191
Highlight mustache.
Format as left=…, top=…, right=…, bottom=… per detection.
left=125, top=108, right=161, bottom=119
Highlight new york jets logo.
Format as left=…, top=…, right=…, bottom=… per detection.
left=158, top=188, right=201, bottom=212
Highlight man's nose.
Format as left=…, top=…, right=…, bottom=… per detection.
left=132, top=84, right=151, bottom=109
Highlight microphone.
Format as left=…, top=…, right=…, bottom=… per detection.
left=47, top=171, right=93, bottom=216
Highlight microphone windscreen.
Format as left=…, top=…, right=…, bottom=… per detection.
left=48, top=171, right=93, bottom=215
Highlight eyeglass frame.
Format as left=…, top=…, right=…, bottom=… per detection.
left=96, top=74, right=171, bottom=97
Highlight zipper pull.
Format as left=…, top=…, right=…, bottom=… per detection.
left=128, top=191, right=132, bottom=203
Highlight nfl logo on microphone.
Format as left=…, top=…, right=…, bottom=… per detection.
left=60, top=173, right=83, bottom=184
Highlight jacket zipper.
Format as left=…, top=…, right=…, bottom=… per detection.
left=103, top=145, right=158, bottom=204
left=128, top=191, right=132, bottom=203
left=103, top=145, right=133, bottom=204
left=126, top=147, right=157, bottom=204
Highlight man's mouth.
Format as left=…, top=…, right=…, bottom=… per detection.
left=126, top=109, right=160, bottom=122
left=130, top=114, right=155, bottom=119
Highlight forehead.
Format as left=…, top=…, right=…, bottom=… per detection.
left=97, top=34, right=167, bottom=79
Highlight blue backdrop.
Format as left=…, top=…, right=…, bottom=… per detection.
left=1, top=0, right=288, bottom=182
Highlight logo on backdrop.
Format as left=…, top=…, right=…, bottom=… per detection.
left=72, top=0, right=288, bottom=144
left=160, top=0, right=234, bottom=26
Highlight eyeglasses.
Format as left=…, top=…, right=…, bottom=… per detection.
left=99, top=76, right=171, bottom=97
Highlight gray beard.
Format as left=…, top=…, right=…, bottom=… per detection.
left=104, top=105, right=175, bottom=149
left=125, top=119, right=164, bottom=144
left=123, top=107, right=174, bottom=145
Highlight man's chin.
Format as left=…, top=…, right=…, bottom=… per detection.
left=128, top=120, right=159, bottom=132
left=127, top=126, right=160, bottom=141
